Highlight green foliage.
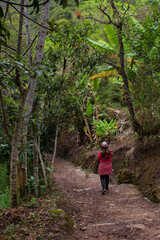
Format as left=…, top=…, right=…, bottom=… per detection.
left=97, top=76, right=124, bottom=108
left=104, top=25, right=119, bottom=49
left=86, top=99, right=93, bottom=118
left=0, top=186, right=10, bottom=208
left=0, top=143, right=11, bottom=163
left=25, top=176, right=36, bottom=195
left=86, top=38, right=115, bottom=53
left=40, top=19, right=104, bottom=144
left=130, top=65, right=160, bottom=133
left=0, top=16, right=10, bottom=45
left=54, top=0, right=79, bottom=9
left=125, top=8, right=160, bottom=133
left=94, top=118, right=117, bottom=138
left=0, top=163, right=10, bottom=207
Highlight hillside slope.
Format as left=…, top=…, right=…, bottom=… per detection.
left=57, top=109, right=160, bottom=203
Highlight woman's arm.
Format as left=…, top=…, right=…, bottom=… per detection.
left=93, top=157, right=100, bottom=165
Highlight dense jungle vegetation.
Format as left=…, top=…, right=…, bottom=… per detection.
left=0, top=0, right=160, bottom=208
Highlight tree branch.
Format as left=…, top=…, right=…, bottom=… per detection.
left=11, top=4, right=52, bottom=31
left=105, top=60, right=121, bottom=72
left=1, top=0, right=49, bottom=8
left=97, top=7, right=112, bottom=24
left=3, top=44, right=17, bottom=51
left=22, top=31, right=39, bottom=56
left=4, top=2, right=10, bottom=20
left=98, top=0, right=122, bottom=27
left=82, top=16, right=109, bottom=25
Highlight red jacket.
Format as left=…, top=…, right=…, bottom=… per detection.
left=97, top=150, right=113, bottom=175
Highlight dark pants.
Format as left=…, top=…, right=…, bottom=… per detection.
left=100, top=175, right=109, bottom=190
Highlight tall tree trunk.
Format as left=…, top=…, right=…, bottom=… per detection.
left=22, top=3, right=33, bottom=190
left=22, top=0, right=50, bottom=190
left=10, top=0, right=25, bottom=208
left=10, top=89, right=28, bottom=208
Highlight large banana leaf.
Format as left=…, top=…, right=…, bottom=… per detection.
left=86, top=38, right=115, bottom=53
left=104, top=25, right=119, bottom=49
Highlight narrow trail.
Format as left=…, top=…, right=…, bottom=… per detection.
left=53, top=157, right=160, bottom=240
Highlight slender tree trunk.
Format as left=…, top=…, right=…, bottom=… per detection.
left=92, top=92, right=99, bottom=121
left=34, top=139, right=48, bottom=187
left=81, top=107, right=93, bottom=143
left=33, top=140, right=39, bottom=197
left=22, top=2, right=33, bottom=189
left=49, top=125, right=58, bottom=185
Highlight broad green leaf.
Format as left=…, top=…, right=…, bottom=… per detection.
left=104, top=25, right=119, bottom=49
left=87, top=38, right=115, bottom=53
left=94, top=118, right=117, bottom=138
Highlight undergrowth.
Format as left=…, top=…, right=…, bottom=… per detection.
left=0, top=163, right=10, bottom=207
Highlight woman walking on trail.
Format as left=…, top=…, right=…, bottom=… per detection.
left=94, top=142, right=113, bottom=195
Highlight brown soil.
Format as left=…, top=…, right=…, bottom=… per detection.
left=53, top=157, right=160, bottom=240
left=1, top=156, right=160, bottom=240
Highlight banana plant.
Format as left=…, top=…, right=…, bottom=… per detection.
left=94, top=119, right=117, bottom=138
left=87, top=20, right=138, bottom=80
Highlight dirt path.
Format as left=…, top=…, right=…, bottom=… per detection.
left=53, top=157, right=160, bottom=240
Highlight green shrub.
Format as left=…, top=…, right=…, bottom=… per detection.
left=0, top=163, right=10, bottom=207
left=131, top=65, right=160, bottom=134
left=0, top=186, right=10, bottom=208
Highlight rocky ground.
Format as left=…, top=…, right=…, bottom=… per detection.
left=53, top=157, right=160, bottom=240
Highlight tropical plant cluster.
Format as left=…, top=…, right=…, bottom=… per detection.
left=0, top=0, right=159, bottom=207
